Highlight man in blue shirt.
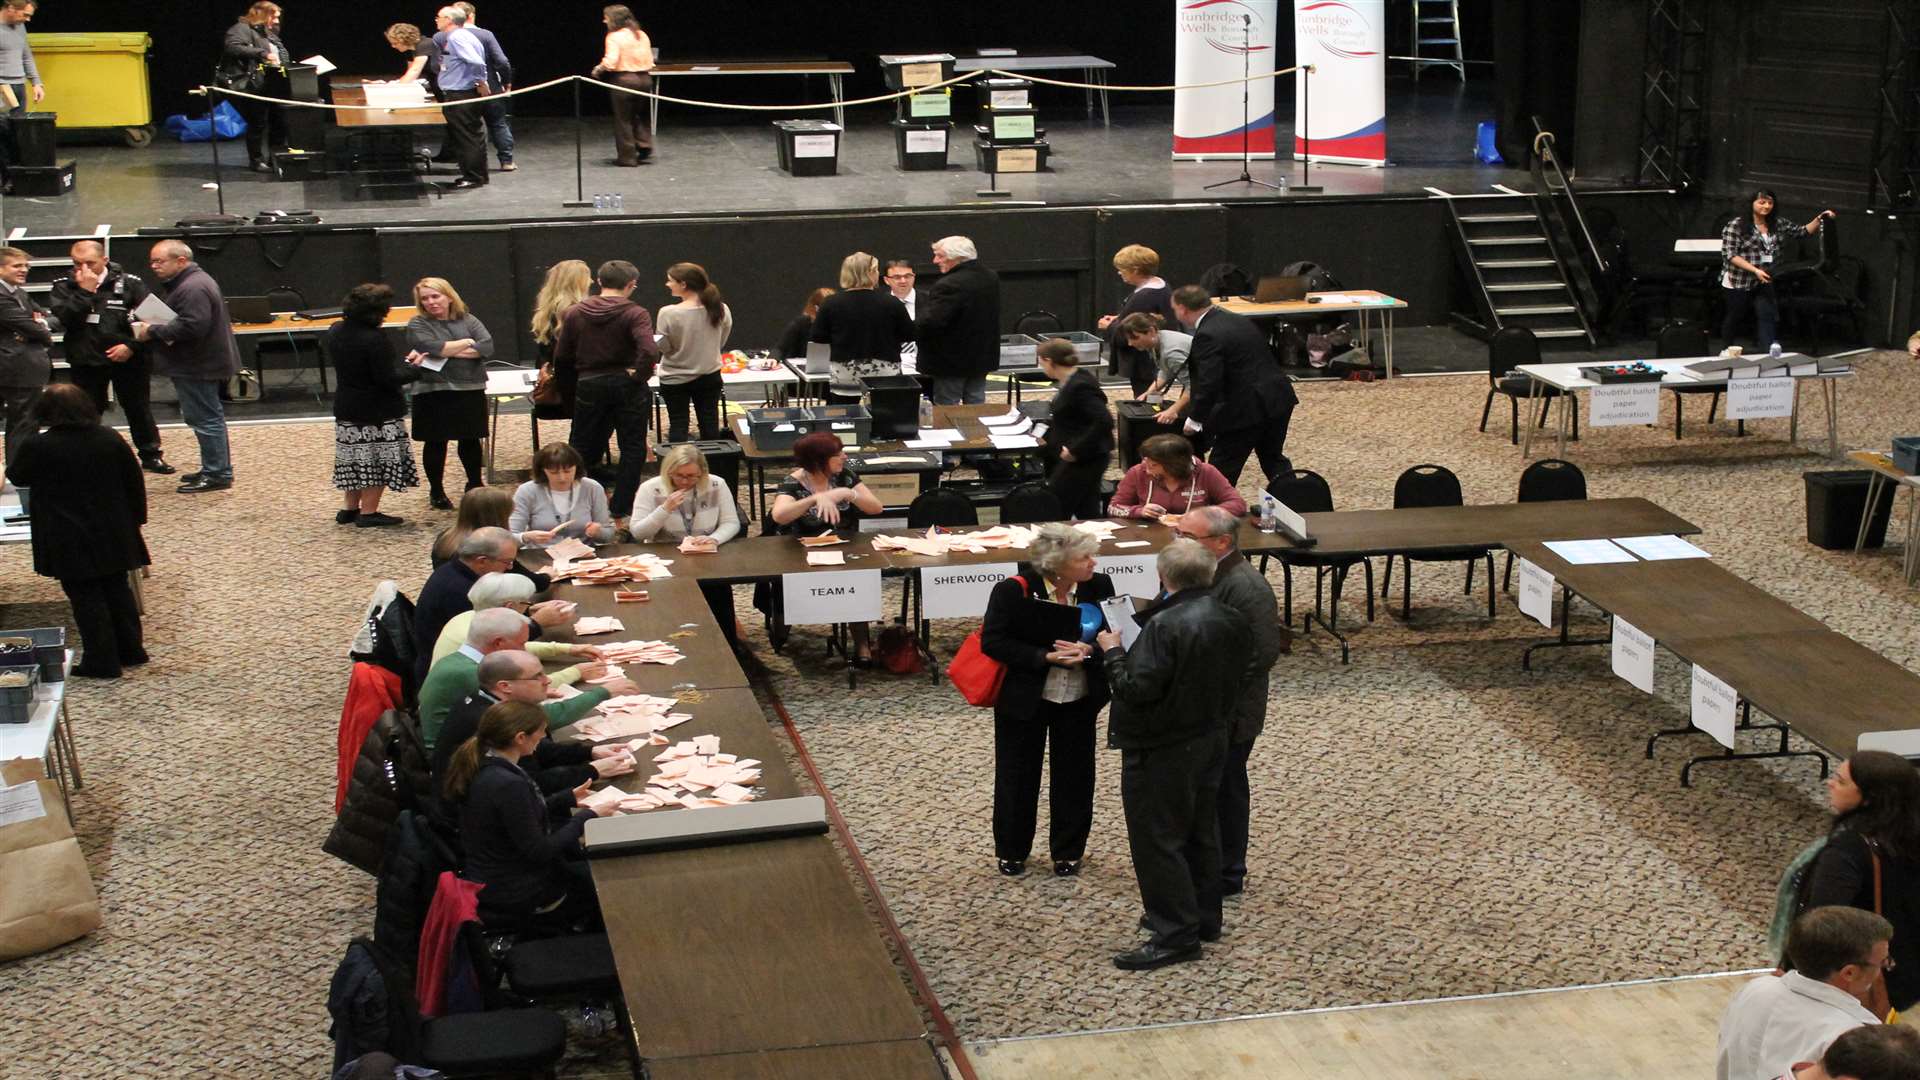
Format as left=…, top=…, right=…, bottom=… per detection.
left=433, top=2, right=514, bottom=171
left=433, top=5, right=489, bottom=189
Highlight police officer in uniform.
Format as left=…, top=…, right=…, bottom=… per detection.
left=48, top=239, right=171, bottom=474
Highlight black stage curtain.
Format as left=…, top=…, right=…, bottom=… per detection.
left=1491, top=0, right=1583, bottom=168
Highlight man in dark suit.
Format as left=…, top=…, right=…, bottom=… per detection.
left=0, top=244, right=52, bottom=488
left=914, top=235, right=1001, bottom=405
left=1173, top=284, right=1298, bottom=487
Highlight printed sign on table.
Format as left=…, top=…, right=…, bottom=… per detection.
left=1726, top=376, right=1795, bottom=420
left=782, top=569, right=882, bottom=625
left=1516, top=558, right=1554, bottom=628
left=1611, top=616, right=1655, bottom=694
left=1589, top=383, right=1661, bottom=427
left=1095, top=554, right=1163, bottom=599
left=919, top=563, right=1019, bottom=620
left=1690, top=664, right=1738, bottom=749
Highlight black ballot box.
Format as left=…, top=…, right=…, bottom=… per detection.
left=772, top=119, right=841, bottom=177
left=892, top=121, right=950, bottom=171
left=1115, top=399, right=1171, bottom=470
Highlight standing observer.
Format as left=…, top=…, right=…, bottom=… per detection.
left=591, top=5, right=654, bottom=166
left=5, top=385, right=148, bottom=679
left=49, top=241, right=171, bottom=475
left=915, top=236, right=1001, bottom=405
left=434, top=5, right=490, bottom=190
left=1035, top=338, right=1113, bottom=520
left=810, top=252, right=913, bottom=403
left=330, top=284, right=422, bottom=529
left=556, top=259, right=659, bottom=528
left=134, top=240, right=240, bottom=494
left=655, top=262, right=732, bottom=442
left=1096, top=539, right=1250, bottom=972
left=434, top=2, right=514, bottom=171
left=1720, top=190, right=1836, bottom=352
left=0, top=244, right=51, bottom=485
left=218, top=1, right=289, bottom=174
left=1174, top=284, right=1298, bottom=487
left=405, top=276, right=493, bottom=509
left=1096, top=245, right=1177, bottom=396
left=0, top=0, right=43, bottom=193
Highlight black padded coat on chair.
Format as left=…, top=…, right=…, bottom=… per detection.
left=1380, top=464, right=1496, bottom=620
left=1481, top=326, right=1575, bottom=445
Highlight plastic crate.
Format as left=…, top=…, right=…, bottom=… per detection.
left=892, top=120, right=951, bottom=171
left=879, top=53, right=956, bottom=90
left=0, top=627, right=65, bottom=683
left=1893, top=436, right=1920, bottom=475
left=0, top=664, right=40, bottom=724
left=1054, top=330, right=1103, bottom=365
left=1805, top=470, right=1897, bottom=550
left=975, top=140, right=1050, bottom=174
left=861, top=374, right=924, bottom=440
left=772, top=120, right=841, bottom=177
left=802, top=404, right=872, bottom=447
left=745, top=406, right=812, bottom=450
left=999, top=334, right=1040, bottom=367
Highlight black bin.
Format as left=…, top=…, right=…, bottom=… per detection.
left=653, top=440, right=743, bottom=507
left=1116, top=399, right=1171, bottom=469
left=9, top=112, right=56, bottom=167
left=1805, top=469, right=1896, bottom=550
left=862, top=373, right=923, bottom=440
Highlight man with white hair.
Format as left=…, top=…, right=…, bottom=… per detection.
left=132, top=239, right=240, bottom=493
left=433, top=4, right=489, bottom=189
left=1096, top=538, right=1250, bottom=971
left=914, top=235, right=1001, bottom=405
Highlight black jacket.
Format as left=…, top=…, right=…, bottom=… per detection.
left=218, top=19, right=281, bottom=90
left=458, top=755, right=592, bottom=921
left=329, top=317, right=421, bottom=424
left=1208, top=550, right=1285, bottom=744
left=1187, top=305, right=1298, bottom=435
left=980, top=564, right=1114, bottom=724
left=1105, top=284, right=1178, bottom=379
left=915, top=259, right=1001, bottom=379
left=48, top=263, right=149, bottom=368
left=5, top=424, right=149, bottom=581
left=432, top=690, right=594, bottom=797
left=777, top=314, right=813, bottom=361
left=1807, top=826, right=1920, bottom=1009
left=1103, top=587, right=1250, bottom=750
left=811, top=287, right=914, bottom=362
left=412, top=559, right=481, bottom=686
left=0, top=282, right=52, bottom=389
left=1044, top=368, right=1114, bottom=464
left=146, top=264, right=242, bottom=382
left=325, top=709, right=435, bottom=877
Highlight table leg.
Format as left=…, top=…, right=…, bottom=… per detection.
left=831, top=74, right=846, bottom=130
left=1384, top=311, right=1395, bottom=379
left=1907, top=488, right=1920, bottom=585
left=1083, top=68, right=1094, bottom=119
left=1520, top=376, right=1542, bottom=459
left=1856, top=472, right=1884, bottom=553
left=487, top=396, right=500, bottom=483
left=650, top=75, right=661, bottom=147
left=58, top=697, right=81, bottom=791
left=1790, top=378, right=1801, bottom=446
left=1099, top=69, right=1111, bottom=126
left=1555, top=391, right=1571, bottom=458
left=1825, top=379, right=1840, bottom=460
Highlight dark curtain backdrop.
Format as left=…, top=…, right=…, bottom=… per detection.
left=1490, top=0, right=1580, bottom=167
left=42, top=2, right=1495, bottom=125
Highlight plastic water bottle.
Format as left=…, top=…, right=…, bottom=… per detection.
left=592, top=194, right=606, bottom=211
left=919, top=397, right=933, bottom=430
left=1769, top=341, right=1783, bottom=359
left=1258, top=494, right=1279, bottom=533
left=612, top=193, right=624, bottom=212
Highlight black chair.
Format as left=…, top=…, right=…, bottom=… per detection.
left=1781, top=254, right=1867, bottom=355
left=362, top=937, right=568, bottom=1079
left=1380, top=464, right=1496, bottom=620
left=1261, top=469, right=1374, bottom=663
left=1000, top=482, right=1063, bottom=525
left=1012, top=310, right=1064, bottom=391
left=1657, top=321, right=1738, bottom=438
left=899, top=487, right=980, bottom=655
left=463, top=925, right=630, bottom=1051
left=1501, top=458, right=1587, bottom=591
left=1480, top=327, right=1575, bottom=445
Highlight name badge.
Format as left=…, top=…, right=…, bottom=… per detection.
left=1759, top=254, right=1773, bottom=265
left=86, top=313, right=101, bottom=324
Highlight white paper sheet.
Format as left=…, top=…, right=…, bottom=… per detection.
left=1515, top=558, right=1555, bottom=629
left=981, top=408, right=1025, bottom=426
left=1541, top=539, right=1636, bottom=565
left=988, top=434, right=1040, bottom=450
left=1690, top=665, right=1738, bottom=749
left=131, top=294, right=176, bottom=326
left=0, top=780, right=45, bottom=828
left=1099, top=595, right=1144, bottom=651
left=1611, top=534, right=1710, bottom=561
left=300, top=54, right=338, bottom=75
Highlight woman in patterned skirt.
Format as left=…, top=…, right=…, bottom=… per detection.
left=329, top=283, right=422, bottom=527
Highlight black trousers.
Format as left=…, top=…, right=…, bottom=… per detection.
left=659, top=370, right=725, bottom=443
left=0, top=383, right=37, bottom=471
left=1048, top=453, right=1109, bottom=520
left=441, top=89, right=489, bottom=184
left=570, top=374, right=651, bottom=517
left=238, top=94, right=288, bottom=166
left=1208, top=409, right=1293, bottom=487
left=1720, top=284, right=1780, bottom=352
left=1122, top=730, right=1227, bottom=949
left=71, top=361, right=162, bottom=460
left=1217, top=737, right=1256, bottom=892
left=992, top=697, right=1098, bottom=863
left=62, top=571, right=144, bottom=675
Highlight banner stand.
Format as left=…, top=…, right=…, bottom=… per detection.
left=1172, top=0, right=1279, bottom=161
left=1292, top=0, right=1388, bottom=168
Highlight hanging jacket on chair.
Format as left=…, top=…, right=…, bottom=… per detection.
left=337, top=662, right=405, bottom=814
left=416, top=871, right=485, bottom=1019
left=374, top=810, right=461, bottom=976
left=327, top=710, right=434, bottom=876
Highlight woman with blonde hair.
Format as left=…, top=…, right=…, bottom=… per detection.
left=809, top=250, right=914, bottom=402
left=406, top=276, right=495, bottom=508
left=530, top=259, right=594, bottom=414
left=632, top=442, right=743, bottom=643
left=1096, top=244, right=1177, bottom=395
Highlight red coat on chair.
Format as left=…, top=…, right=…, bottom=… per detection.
left=336, top=661, right=403, bottom=813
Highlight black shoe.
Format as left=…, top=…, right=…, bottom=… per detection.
left=1221, top=880, right=1244, bottom=897
left=177, top=476, right=232, bottom=493
left=141, top=457, right=177, bottom=475
left=1137, top=915, right=1220, bottom=942
left=249, top=160, right=272, bottom=174
left=429, top=491, right=453, bottom=510
left=997, top=858, right=1026, bottom=877
left=71, top=662, right=122, bottom=679
left=852, top=654, right=874, bottom=670
left=121, top=649, right=150, bottom=667
left=336, top=509, right=359, bottom=525
left=178, top=471, right=203, bottom=483
left=355, top=512, right=404, bottom=528
left=636, top=147, right=652, bottom=161
left=1113, top=941, right=1202, bottom=971
left=450, top=178, right=487, bottom=190
left=1053, top=859, right=1082, bottom=878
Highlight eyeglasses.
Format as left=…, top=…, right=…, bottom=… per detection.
left=503, top=672, right=550, bottom=684
left=886, top=271, right=915, bottom=279
left=1853, top=955, right=1897, bottom=972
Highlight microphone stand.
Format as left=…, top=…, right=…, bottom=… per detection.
left=1205, top=14, right=1278, bottom=191
left=205, top=88, right=229, bottom=215
left=562, top=77, right=592, bottom=207
left=1293, top=63, right=1322, bottom=193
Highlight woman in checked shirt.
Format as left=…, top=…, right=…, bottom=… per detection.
left=1719, top=189, right=1835, bottom=352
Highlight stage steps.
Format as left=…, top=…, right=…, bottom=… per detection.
left=1411, top=0, right=1466, bottom=82
left=1444, top=195, right=1595, bottom=346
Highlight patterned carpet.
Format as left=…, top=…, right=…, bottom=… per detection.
left=1, top=352, right=1916, bottom=1077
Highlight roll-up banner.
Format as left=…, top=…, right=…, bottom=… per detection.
left=1172, top=0, right=1280, bottom=160
left=1293, top=0, right=1387, bottom=166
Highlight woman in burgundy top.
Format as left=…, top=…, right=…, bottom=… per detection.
left=1108, top=433, right=1246, bottom=524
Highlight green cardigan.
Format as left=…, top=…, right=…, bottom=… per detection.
left=417, top=649, right=611, bottom=750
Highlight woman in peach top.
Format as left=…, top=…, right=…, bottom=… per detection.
left=591, top=5, right=654, bottom=165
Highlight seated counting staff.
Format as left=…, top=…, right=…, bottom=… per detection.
left=630, top=442, right=743, bottom=644
left=771, top=432, right=884, bottom=664
left=509, top=442, right=615, bottom=549
left=432, top=649, right=635, bottom=798
left=431, top=571, right=603, bottom=685
left=417, top=607, right=631, bottom=751
left=432, top=486, right=552, bottom=590
left=444, top=700, right=614, bottom=932
left=1108, top=434, right=1246, bottom=524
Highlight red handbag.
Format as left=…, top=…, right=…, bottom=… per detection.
left=946, top=576, right=1026, bottom=707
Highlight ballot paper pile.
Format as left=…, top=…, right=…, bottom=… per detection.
left=550, top=551, right=675, bottom=585
left=572, top=616, right=624, bottom=636
left=596, top=639, right=687, bottom=666
left=578, top=733, right=764, bottom=813
left=569, top=692, right=693, bottom=739
left=871, top=519, right=1133, bottom=557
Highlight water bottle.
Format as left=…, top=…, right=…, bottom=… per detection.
left=592, top=194, right=606, bottom=211
left=1258, top=494, right=1279, bottom=533
left=1769, top=341, right=1782, bottom=359
left=919, top=397, right=933, bottom=430
left=613, top=193, right=625, bottom=212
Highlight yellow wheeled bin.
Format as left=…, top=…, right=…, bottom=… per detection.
left=26, top=32, right=154, bottom=147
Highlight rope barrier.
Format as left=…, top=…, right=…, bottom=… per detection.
left=984, top=64, right=1299, bottom=93
left=198, top=73, right=576, bottom=110
left=597, top=70, right=980, bottom=111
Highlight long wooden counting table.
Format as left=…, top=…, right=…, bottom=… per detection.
left=539, top=574, right=940, bottom=1077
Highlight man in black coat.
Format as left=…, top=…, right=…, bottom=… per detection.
left=132, top=240, right=242, bottom=493
left=412, top=525, right=516, bottom=686
left=0, top=244, right=51, bottom=488
left=1096, top=538, right=1251, bottom=971
left=914, top=235, right=1001, bottom=405
left=49, top=240, right=171, bottom=474
left=1174, top=284, right=1299, bottom=487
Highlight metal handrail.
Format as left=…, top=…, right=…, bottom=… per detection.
left=1531, top=122, right=1609, bottom=275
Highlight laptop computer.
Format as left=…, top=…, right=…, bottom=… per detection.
left=225, top=295, right=274, bottom=325
left=1243, top=274, right=1309, bottom=303
left=804, top=341, right=832, bottom=375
